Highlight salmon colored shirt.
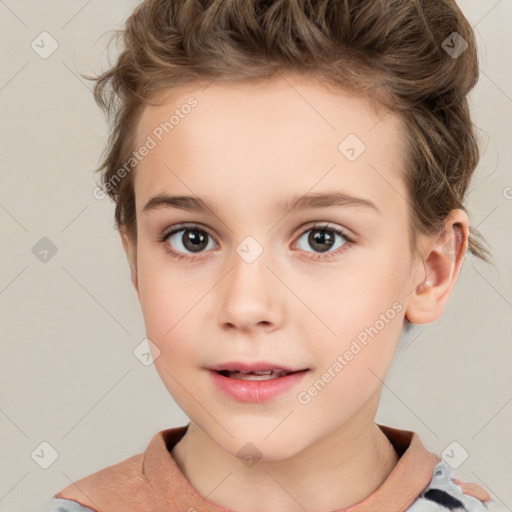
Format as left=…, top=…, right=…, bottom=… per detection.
left=44, top=423, right=498, bottom=512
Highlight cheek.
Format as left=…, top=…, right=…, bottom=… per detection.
left=297, top=304, right=403, bottom=421
left=135, top=253, right=226, bottom=395
left=136, top=251, right=201, bottom=358
left=137, top=267, right=205, bottom=402
left=302, top=253, right=407, bottom=382
left=303, top=254, right=406, bottom=337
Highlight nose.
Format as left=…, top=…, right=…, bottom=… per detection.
left=216, top=248, right=284, bottom=334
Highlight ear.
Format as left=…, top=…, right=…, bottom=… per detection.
left=405, top=209, right=469, bottom=325
left=119, top=226, right=140, bottom=301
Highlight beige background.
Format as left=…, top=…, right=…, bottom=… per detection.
left=0, top=1, right=511, bottom=511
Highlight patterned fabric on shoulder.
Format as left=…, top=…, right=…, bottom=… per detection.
left=38, top=496, right=97, bottom=512
left=406, top=461, right=505, bottom=512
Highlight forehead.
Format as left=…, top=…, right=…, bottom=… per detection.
left=133, top=75, right=408, bottom=217
left=135, top=75, right=397, bottom=148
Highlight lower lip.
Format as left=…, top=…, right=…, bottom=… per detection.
left=208, top=370, right=309, bottom=403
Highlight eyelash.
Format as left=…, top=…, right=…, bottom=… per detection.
left=159, top=222, right=354, bottom=262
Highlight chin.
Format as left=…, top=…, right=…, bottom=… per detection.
left=220, top=430, right=309, bottom=464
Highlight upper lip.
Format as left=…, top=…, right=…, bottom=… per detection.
left=207, top=361, right=308, bottom=373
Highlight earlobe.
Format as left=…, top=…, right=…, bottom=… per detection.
left=405, top=210, right=469, bottom=325
left=119, top=227, right=140, bottom=300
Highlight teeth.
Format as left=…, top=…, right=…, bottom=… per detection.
left=222, top=370, right=291, bottom=380
left=239, top=370, right=272, bottom=375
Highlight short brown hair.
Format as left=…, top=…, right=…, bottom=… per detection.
left=86, top=0, right=492, bottom=268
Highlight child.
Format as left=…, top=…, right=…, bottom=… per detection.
left=41, top=0, right=503, bottom=510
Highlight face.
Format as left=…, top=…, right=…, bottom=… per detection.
left=125, top=74, right=422, bottom=460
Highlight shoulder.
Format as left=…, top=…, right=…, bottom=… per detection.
left=52, top=452, right=146, bottom=510
left=406, top=460, right=506, bottom=511
left=37, top=496, right=97, bottom=512
left=47, top=427, right=189, bottom=512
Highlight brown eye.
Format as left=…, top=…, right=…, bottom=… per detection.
left=161, top=224, right=217, bottom=259
left=179, top=229, right=209, bottom=252
left=295, top=223, right=351, bottom=259
left=307, top=229, right=336, bottom=253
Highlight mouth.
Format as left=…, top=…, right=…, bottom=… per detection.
left=207, top=363, right=310, bottom=402
left=214, top=369, right=305, bottom=380
left=207, top=361, right=309, bottom=379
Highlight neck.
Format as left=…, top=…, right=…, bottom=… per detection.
left=171, top=397, right=399, bottom=512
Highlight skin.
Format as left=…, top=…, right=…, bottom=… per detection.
left=120, top=72, right=469, bottom=512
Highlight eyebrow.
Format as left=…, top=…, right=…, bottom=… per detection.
left=142, top=191, right=381, bottom=216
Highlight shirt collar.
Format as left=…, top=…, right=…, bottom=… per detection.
left=143, top=423, right=441, bottom=511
